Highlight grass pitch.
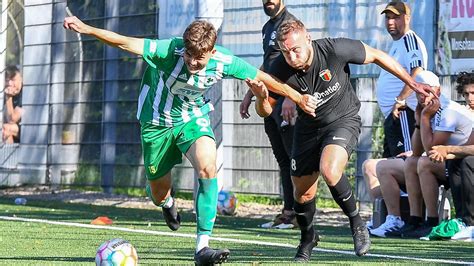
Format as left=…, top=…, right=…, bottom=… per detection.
left=0, top=197, right=473, bottom=265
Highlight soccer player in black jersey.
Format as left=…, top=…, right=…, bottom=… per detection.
left=240, top=0, right=303, bottom=229
left=246, top=19, right=434, bottom=262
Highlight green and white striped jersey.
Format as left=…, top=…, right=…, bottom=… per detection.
left=137, top=38, right=258, bottom=127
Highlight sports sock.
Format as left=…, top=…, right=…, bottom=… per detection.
left=294, top=197, right=316, bottom=243
left=426, top=217, right=439, bottom=226
left=146, top=184, right=174, bottom=208
left=196, top=234, right=210, bottom=253
left=195, top=177, right=218, bottom=235
left=328, top=175, right=363, bottom=230
left=409, top=216, right=423, bottom=225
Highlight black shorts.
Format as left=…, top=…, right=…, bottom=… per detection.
left=382, top=109, right=415, bottom=158
left=291, top=116, right=361, bottom=177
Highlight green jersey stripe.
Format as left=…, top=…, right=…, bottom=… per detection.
left=140, top=38, right=258, bottom=127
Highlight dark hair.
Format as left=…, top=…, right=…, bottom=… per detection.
left=5, top=65, right=20, bottom=82
left=183, top=20, right=217, bottom=57
left=455, top=71, right=474, bottom=94
left=276, top=19, right=306, bottom=42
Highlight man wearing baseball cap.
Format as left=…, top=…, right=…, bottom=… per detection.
left=402, top=70, right=473, bottom=238
left=364, top=1, right=428, bottom=238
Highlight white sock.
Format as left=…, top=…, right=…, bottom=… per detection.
left=161, top=196, right=174, bottom=208
left=196, top=234, right=210, bottom=253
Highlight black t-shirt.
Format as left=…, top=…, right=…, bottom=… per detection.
left=262, top=7, right=296, bottom=72
left=267, top=38, right=366, bottom=127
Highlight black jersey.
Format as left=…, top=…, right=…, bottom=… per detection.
left=261, top=7, right=296, bottom=72
left=268, top=38, right=366, bottom=127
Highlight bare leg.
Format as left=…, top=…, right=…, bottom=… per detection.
left=362, top=158, right=385, bottom=200
left=377, top=158, right=406, bottom=216
left=404, top=156, right=424, bottom=217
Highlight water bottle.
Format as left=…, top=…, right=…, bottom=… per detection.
left=14, top=197, right=27, bottom=205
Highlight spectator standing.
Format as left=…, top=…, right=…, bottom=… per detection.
left=240, top=0, right=300, bottom=229
left=363, top=2, right=427, bottom=230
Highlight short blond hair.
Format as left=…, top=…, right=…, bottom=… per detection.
left=183, top=20, right=217, bottom=57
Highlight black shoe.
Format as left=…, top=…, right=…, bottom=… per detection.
left=162, top=201, right=181, bottom=231
left=401, top=222, right=434, bottom=239
left=397, top=223, right=420, bottom=238
left=294, top=230, right=320, bottom=262
left=352, top=225, right=371, bottom=256
left=194, top=247, right=230, bottom=266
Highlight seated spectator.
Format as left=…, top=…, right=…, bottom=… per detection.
left=430, top=142, right=474, bottom=226
left=2, top=65, right=22, bottom=144
left=401, top=71, right=473, bottom=238
left=368, top=152, right=411, bottom=237
left=455, top=71, right=474, bottom=114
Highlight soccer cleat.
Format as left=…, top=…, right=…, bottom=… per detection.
left=294, top=230, right=321, bottom=262
left=194, top=247, right=230, bottom=266
left=369, top=215, right=404, bottom=238
left=352, top=225, right=371, bottom=256
left=162, top=200, right=181, bottom=231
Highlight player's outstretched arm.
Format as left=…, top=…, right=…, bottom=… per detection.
left=362, top=43, right=434, bottom=98
left=63, top=16, right=144, bottom=56
left=245, top=79, right=273, bottom=117
left=255, top=70, right=316, bottom=117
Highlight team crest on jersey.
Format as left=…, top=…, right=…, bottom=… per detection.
left=148, top=165, right=157, bottom=174
left=319, top=69, right=332, bottom=82
left=204, top=76, right=217, bottom=86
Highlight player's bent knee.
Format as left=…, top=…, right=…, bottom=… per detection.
left=197, top=163, right=216, bottom=178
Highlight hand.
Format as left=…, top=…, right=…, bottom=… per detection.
left=396, top=150, right=413, bottom=158
left=413, top=82, right=438, bottom=98
left=63, top=16, right=91, bottom=34
left=281, top=97, right=297, bottom=125
left=421, top=98, right=440, bottom=118
left=239, top=90, right=253, bottom=119
left=298, top=94, right=316, bottom=117
left=4, top=85, right=20, bottom=97
left=245, top=78, right=269, bottom=100
left=391, top=102, right=406, bottom=119
left=428, top=145, right=449, bottom=163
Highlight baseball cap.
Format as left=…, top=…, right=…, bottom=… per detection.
left=381, top=1, right=411, bottom=16
left=415, top=70, right=440, bottom=87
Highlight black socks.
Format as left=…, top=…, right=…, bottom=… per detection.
left=328, top=175, right=363, bottom=230
left=294, top=197, right=316, bottom=243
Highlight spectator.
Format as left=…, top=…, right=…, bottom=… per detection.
left=363, top=1, right=427, bottom=233
left=2, top=65, right=23, bottom=144
left=240, top=0, right=299, bottom=229
left=402, top=71, right=473, bottom=239
left=455, top=71, right=474, bottom=114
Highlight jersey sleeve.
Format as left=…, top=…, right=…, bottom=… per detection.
left=142, top=38, right=173, bottom=68
left=331, top=38, right=366, bottom=65
left=226, top=56, right=258, bottom=80
left=403, top=34, right=425, bottom=71
left=433, top=109, right=458, bottom=133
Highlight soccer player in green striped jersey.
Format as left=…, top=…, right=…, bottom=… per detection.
left=64, top=16, right=317, bottom=265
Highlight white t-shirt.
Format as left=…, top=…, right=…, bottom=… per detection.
left=430, top=96, right=474, bottom=146
left=376, top=30, right=428, bottom=118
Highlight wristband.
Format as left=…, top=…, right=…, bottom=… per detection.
left=395, top=97, right=406, bottom=106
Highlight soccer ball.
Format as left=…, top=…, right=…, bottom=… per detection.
left=217, top=190, right=238, bottom=215
left=95, top=238, right=138, bottom=266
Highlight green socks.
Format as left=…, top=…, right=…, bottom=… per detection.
left=196, top=177, right=218, bottom=235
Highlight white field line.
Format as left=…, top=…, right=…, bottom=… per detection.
left=1, top=215, right=473, bottom=265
